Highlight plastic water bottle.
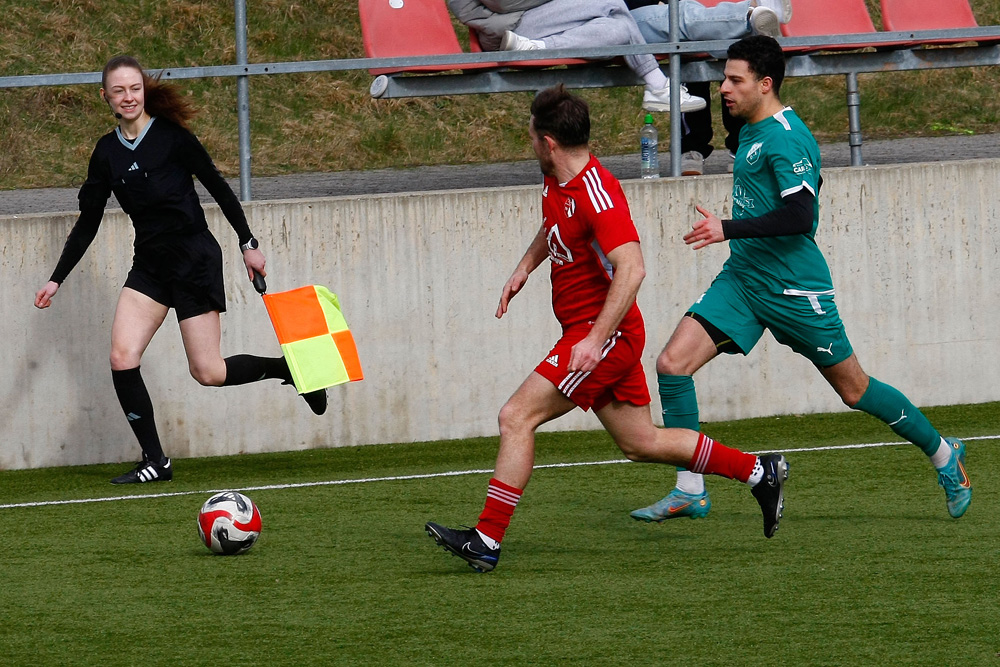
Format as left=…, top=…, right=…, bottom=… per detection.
left=640, top=113, right=659, bottom=179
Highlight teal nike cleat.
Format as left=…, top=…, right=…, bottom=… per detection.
left=630, top=488, right=711, bottom=522
left=937, top=437, right=972, bottom=518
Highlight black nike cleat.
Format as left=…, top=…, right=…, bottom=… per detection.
left=111, top=457, right=173, bottom=484
left=425, top=522, right=500, bottom=572
left=750, top=454, right=788, bottom=538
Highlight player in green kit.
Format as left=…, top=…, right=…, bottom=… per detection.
left=630, top=35, right=971, bottom=524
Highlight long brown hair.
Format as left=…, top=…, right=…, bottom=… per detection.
left=102, top=55, right=197, bottom=129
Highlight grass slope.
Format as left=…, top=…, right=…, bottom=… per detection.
left=1, top=403, right=998, bottom=665
left=3, top=0, right=1000, bottom=189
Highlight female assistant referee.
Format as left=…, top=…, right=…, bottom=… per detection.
left=34, top=55, right=326, bottom=485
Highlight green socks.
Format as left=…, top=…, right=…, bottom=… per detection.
left=659, top=374, right=701, bottom=477
left=853, top=377, right=941, bottom=456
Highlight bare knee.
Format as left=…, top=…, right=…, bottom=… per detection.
left=189, top=361, right=226, bottom=387
left=821, top=360, right=871, bottom=408
left=612, top=426, right=660, bottom=463
left=620, top=445, right=652, bottom=463
left=656, top=346, right=690, bottom=376
left=109, top=347, right=141, bottom=372
left=498, top=400, right=530, bottom=440
left=840, top=386, right=866, bottom=409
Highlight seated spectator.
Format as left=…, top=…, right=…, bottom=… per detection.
left=630, top=0, right=791, bottom=43
left=627, top=0, right=792, bottom=174
left=448, top=0, right=707, bottom=112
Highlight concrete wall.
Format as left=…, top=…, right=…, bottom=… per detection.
left=3, top=159, right=998, bottom=470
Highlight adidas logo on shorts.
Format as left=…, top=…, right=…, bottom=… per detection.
left=546, top=354, right=559, bottom=367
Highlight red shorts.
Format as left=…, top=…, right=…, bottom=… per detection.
left=534, top=323, right=650, bottom=412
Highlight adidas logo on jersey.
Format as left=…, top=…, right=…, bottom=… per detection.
left=128, top=162, right=140, bottom=171
left=545, top=354, right=559, bottom=367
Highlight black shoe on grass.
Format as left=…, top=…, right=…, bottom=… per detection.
left=425, top=522, right=500, bottom=572
left=750, top=454, right=788, bottom=538
left=111, top=457, right=172, bottom=485
left=283, top=379, right=327, bottom=415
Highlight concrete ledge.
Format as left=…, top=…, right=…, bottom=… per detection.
left=3, top=159, right=999, bottom=469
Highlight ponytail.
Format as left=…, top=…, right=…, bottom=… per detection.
left=102, top=55, right=198, bottom=129
left=143, top=73, right=197, bottom=129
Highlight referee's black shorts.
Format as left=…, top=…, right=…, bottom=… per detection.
left=124, top=229, right=227, bottom=321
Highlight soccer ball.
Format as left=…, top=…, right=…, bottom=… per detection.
left=197, top=491, right=262, bottom=555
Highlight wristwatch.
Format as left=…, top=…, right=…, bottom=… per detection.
left=240, top=237, right=259, bottom=252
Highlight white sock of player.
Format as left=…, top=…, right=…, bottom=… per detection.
left=929, top=437, right=952, bottom=469
left=476, top=529, right=500, bottom=550
left=676, top=469, right=705, bottom=495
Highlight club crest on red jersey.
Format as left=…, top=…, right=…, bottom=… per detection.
left=564, top=197, right=576, bottom=218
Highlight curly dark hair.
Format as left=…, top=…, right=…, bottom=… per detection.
left=727, top=35, right=786, bottom=96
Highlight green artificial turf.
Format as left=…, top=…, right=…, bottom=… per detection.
left=1, top=403, right=997, bottom=665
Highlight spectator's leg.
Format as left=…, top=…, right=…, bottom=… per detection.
left=517, top=0, right=660, bottom=79
left=679, top=0, right=753, bottom=41
left=681, top=81, right=714, bottom=159
left=631, top=0, right=753, bottom=43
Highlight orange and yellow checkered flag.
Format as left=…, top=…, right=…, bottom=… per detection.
left=261, top=285, right=363, bottom=393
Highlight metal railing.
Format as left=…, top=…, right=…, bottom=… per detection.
left=4, top=0, right=1000, bottom=194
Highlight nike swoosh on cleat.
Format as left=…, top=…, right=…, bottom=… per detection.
left=956, top=461, right=971, bottom=488
left=461, top=542, right=497, bottom=562
left=667, top=502, right=692, bottom=514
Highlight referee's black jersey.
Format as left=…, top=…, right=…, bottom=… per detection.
left=50, top=117, right=253, bottom=284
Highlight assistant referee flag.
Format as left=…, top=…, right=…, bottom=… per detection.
left=262, top=285, right=363, bottom=393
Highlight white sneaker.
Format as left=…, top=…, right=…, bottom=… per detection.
left=642, top=85, right=707, bottom=113
left=755, top=0, right=792, bottom=24
left=749, top=7, right=781, bottom=37
left=500, top=30, right=545, bottom=51
left=681, top=151, right=705, bottom=176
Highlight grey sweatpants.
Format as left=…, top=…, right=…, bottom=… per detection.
left=515, top=0, right=659, bottom=77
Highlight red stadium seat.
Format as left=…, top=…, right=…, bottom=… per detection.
left=880, top=0, right=978, bottom=31
left=780, top=0, right=880, bottom=50
left=358, top=0, right=498, bottom=75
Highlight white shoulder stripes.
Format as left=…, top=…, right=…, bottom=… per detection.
left=583, top=166, right=614, bottom=213
left=773, top=107, right=793, bottom=131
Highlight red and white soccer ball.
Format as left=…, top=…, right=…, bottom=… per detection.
left=197, top=491, right=262, bottom=555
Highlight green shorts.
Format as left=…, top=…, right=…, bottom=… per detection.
left=689, top=270, right=853, bottom=367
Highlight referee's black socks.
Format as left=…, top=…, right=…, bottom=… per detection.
left=111, top=366, right=167, bottom=465
left=222, top=354, right=292, bottom=386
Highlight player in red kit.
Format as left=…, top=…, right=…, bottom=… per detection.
left=425, top=84, right=788, bottom=573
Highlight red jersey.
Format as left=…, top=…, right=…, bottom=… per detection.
left=542, top=155, right=644, bottom=334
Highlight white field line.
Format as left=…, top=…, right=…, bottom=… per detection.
left=1, top=434, right=996, bottom=510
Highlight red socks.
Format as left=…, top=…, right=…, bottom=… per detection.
left=475, top=478, right=523, bottom=544
left=473, top=438, right=749, bottom=544
left=689, top=433, right=757, bottom=483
